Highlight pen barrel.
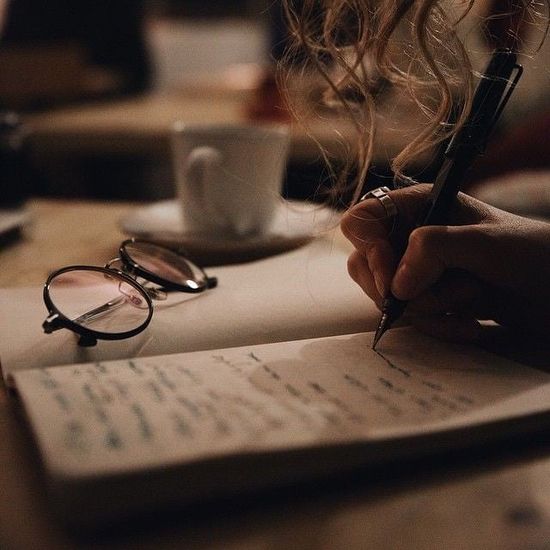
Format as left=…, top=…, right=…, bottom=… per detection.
left=382, top=294, right=407, bottom=323
left=425, top=49, right=522, bottom=228
left=423, top=146, right=479, bottom=226
left=378, top=49, right=521, bottom=343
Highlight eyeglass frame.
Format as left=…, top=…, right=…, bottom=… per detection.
left=115, top=239, right=217, bottom=294
left=42, top=239, right=217, bottom=346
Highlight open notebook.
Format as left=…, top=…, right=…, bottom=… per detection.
left=2, top=239, right=550, bottom=527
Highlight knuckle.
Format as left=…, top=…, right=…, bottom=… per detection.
left=407, top=226, right=445, bottom=254
left=340, top=208, right=370, bottom=241
left=464, top=224, right=495, bottom=249
left=341, top=202, right=390, bottom=242
left=340, top=209, right=355, bottom=238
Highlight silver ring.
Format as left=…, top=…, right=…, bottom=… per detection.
left=359, top=186, right=398, bottom=218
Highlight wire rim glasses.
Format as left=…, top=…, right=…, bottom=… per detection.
left=42, top=239, right=217, bottom=346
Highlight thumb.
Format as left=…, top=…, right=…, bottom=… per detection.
left=391, top=224, right=492, bottom=300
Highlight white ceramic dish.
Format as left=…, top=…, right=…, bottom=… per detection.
left=119, top=200, right=341, bottom=265
left=0, top=207, right=30, bottom=241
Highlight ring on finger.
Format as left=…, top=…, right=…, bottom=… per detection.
left=359, top=186, right=398, bottom=232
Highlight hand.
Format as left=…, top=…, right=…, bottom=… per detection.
left=341, top=184, right=550, bottom=342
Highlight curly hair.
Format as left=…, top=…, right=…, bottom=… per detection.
left=280, top=0, right=549, bottom=205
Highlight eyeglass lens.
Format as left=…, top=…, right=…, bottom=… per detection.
left=48, top=269, right=150, bottom=335
left=123, top=241, right=207, bottom=290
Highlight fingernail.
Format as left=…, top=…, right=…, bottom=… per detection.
left=392, top=263, right=418, bottom=299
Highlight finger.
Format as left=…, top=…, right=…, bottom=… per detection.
left=391, top=224, right=494, bottom=300
left=342, top=186, right=433, bottom=295
left=341, top=184, right=432, bottom=250
left=406, top=270, right=494, bottom=319
left=411, top=314, right=483, bottom=344
left=341, top=184, right=492, bottom=250
left=344, top=230, right=396, bottom=297
left=347, top=250, right=383, bottom=307
left=365, top=238, right=397, bottom=297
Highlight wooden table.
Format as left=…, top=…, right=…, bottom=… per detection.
left=23, top=87, right=433, bottom=201
left=0, top=200, right=137, bottom=288
left=1, top=199, right=550, bottom=549
left=24, top=89, right=427, bottom=164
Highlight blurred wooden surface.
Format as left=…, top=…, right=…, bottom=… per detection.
left=0, top=199, right=137, bottom=287
left=24, top=88, right=427, bottom=164
left=1, top=200, right=550, bottom=549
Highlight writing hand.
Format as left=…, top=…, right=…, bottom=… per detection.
left=341, top=184, right=550, bottom=342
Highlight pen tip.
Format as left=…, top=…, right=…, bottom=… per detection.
left=372, top=313, right=390, bottom=350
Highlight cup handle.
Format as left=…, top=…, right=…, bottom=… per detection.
left=183, top=146, right=223, bottom=220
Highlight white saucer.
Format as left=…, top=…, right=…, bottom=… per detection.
left=119, top=200, right=341, bottom=265
left=0, top=207, right=30, bottom=240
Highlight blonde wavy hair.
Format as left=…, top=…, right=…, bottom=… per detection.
left=280, top=0, right=549, bottom=205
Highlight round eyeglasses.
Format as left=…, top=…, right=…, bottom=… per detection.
left=42, top=239, right=217, bottom=346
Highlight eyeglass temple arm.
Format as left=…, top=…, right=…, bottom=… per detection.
left=72, top=295, right=127, bottom=325
left=43, top=295, right=129, bottom=334
left=154, top=276, right=218, bottom=294
left=42, top=313, right=98, bottom=347
left=77, top=334, right=98, bottom=347
left=107, top=256, right=218, bottom=292
left=43, top=313, right=63, bottom=334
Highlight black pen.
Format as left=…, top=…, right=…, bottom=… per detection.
left=372, top=49, right=523, bottom=349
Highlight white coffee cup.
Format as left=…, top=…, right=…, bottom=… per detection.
left=172, top=123, right=290, bottom=239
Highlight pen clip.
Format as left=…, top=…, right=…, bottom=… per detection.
left=445, top=50, right=523, bottom=159
left=480, top=63, right=523, bottom=149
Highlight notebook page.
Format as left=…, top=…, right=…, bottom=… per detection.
left=0, top=238, right=376, bottom=378
left=13, top=328, right=550, bottom=480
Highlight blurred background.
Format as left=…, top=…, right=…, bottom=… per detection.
left=0, top=0, right=277, bottom=204
left=1, top=0, right=549, bottom=213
